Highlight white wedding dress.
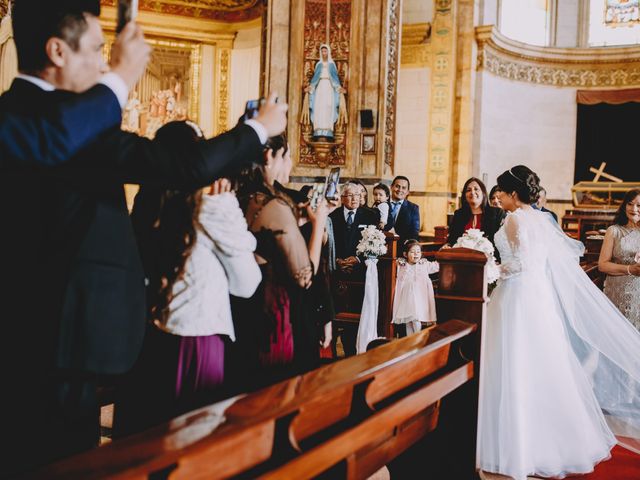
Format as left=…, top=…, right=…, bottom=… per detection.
left=477, top=207, right=640, bottom=480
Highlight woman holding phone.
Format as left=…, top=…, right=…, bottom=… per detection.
left=228, top=134, right=337, bottom=390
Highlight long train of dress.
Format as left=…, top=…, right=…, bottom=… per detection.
left=477, top=207, right=640, bottom=480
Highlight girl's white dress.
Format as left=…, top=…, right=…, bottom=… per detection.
left=392, top=258, right=439, bottom=325
left=477, top=207, right=640, bottom=480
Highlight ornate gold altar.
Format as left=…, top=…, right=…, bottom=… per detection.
left=571, top=181, right=640, bottom=209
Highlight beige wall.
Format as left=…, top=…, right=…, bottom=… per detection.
left=230, top=26, right=261, bottom=123
left=474, top=71, right=577, bottom=201
left=394, top=66, right=430, bottom=192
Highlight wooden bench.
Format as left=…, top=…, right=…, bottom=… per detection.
left=333, top=232, right=400, bottom=340
left=582, top=261, right=606, bottom=290
left=30, top=248, right=488, bottom=480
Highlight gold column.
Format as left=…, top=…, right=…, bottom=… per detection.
left=452, top=0, right=478, bottom=195
left=214, top=41, right=233, bottom=134
left=424, top=0, right=458, bottom=235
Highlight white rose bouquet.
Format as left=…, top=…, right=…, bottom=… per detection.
left=452, top=228, right=500, bottom=284
left=356, top=225, right=388, bottom=258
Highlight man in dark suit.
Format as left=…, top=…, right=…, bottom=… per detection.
left=385, top=175, right=421, bottom=244
left=0, top=21, right=150, bottom=166
left=535, top=187, right=559, bottom=222
left=329, top=182, right=378, bottom=355
left=0, top=1, right=288, bottom=475
left=330, top=182, right=379, bottom=273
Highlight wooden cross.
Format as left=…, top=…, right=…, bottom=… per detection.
left=589, top=162, right=623, bottom=183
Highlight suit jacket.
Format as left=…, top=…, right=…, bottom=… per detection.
left=0, top=79, right=262, bottom=375
left=385, top=199, right=420, bottom=243
left=447, top=206, right=506, bottom=248
left=329, top=206, right=379, bottom=260
left=0, top=82, right=121, bottom=167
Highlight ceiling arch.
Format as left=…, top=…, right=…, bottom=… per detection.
left=100, top=0, right=263, bottom=22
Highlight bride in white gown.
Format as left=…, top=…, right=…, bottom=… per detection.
left=477, top=165, right=640, bottom=480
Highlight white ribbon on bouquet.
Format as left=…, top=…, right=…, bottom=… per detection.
left=356, top=257, right=379, bottom=354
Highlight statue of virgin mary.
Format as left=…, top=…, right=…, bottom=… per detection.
left=307, top=44, right=343, bottom=139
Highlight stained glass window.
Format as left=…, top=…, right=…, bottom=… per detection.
left=605, top=0, right=640, bottom=27
left=590, top=0, right=640, bottom=46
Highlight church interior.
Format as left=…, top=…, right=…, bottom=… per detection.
left=1, top=0, right=640, bottom=479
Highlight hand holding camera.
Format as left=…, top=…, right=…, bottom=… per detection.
left=252, top=92, right=289, bottom=137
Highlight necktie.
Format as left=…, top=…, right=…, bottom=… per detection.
left=391, top=201, right=400, bottom=219
left=346, top=210, right=354, bottom=226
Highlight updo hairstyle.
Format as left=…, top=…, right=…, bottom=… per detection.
left=496, top=165, right=541, bottom=205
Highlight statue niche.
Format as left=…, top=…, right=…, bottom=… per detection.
left=300, top=44, right=348, bottom=167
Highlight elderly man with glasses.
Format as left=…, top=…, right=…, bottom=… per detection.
left=328, top=182, right=378, bottom=355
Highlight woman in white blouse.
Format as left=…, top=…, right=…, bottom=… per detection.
left=114, top=122, right=260, bottom=437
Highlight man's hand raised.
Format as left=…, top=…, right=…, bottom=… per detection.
left=255, top=92, right=288, bottom=138
left=110, top=22, right=151, bottom=90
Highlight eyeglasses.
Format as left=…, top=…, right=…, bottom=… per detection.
left=341, top=194, right=358, bottom=199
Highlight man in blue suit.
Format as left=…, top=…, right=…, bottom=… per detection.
left=0, top=20, right=150, bottom=166
left=0, top=1, right=288, bottom=475
left=385, top=175, right=421, bottom=244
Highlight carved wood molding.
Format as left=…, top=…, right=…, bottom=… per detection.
left=215, top=46, right=230, bottom=133
left=100, top=0, right=263, bottom=22
left=383, top=0, right=401, bottom=169
left=476, top=25, right=640, bottom=87
left=401, top=23, right=431, bottom=67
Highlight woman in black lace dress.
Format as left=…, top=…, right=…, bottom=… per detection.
left=228, top=134, right=334, bottom=390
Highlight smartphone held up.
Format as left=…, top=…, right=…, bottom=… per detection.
left=116, top=0, right=139, bottom=34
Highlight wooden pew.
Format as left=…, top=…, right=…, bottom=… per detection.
left=561, top=208, right=615, bottom=242
left=30, top=249, right=488, bottom=480
left=333, top=232, right=400, bottom=340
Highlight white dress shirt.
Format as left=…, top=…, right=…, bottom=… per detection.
left=343, top=206, right=358, bottom=223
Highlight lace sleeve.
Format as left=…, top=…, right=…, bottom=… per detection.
left=499, top=213, right=524, bottom=279
left=254, top=198, right=313, bottom=288
left=418, top=258, right=440, bottom=274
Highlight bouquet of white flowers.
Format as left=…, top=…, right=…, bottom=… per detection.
left=452, top=228, right=500, bottom=284
left=356, top=225, right=388, bottom=258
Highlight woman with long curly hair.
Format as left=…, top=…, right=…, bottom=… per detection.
left=113, top=122, right=260, bottom=437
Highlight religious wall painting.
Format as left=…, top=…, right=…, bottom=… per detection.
left=299, top=0, right=351, bottom=167
left=121, top=38, right=201, bottom=139
left=605, top=0, right=640, bottom=26
left=0, top=0, right=9, bottom=19
left=361, top=134, right=376, bottom=154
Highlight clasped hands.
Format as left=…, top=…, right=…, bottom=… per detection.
left=337, top=256, right=359, bottom=274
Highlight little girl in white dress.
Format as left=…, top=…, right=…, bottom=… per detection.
left=392, top=239, right=439, bottom=336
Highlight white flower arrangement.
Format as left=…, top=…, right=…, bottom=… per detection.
left=452, top=228, right=500, bottom=284
left=356, top=225, right=388, bottom=258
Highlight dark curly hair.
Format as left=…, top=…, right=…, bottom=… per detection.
left=460, top=177, right=489, bottom=212
left=232, top=133, right=298, bottom=216
left=613, top=189, right=640, bottom=226
left=131, top=122, right=204, bottom=323
left=373, top=183, right=391, bottom=200
left=496, top=165, right=541, bottom=205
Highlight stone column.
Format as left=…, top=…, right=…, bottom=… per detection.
left=423, top=0, right=458, bottom=235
